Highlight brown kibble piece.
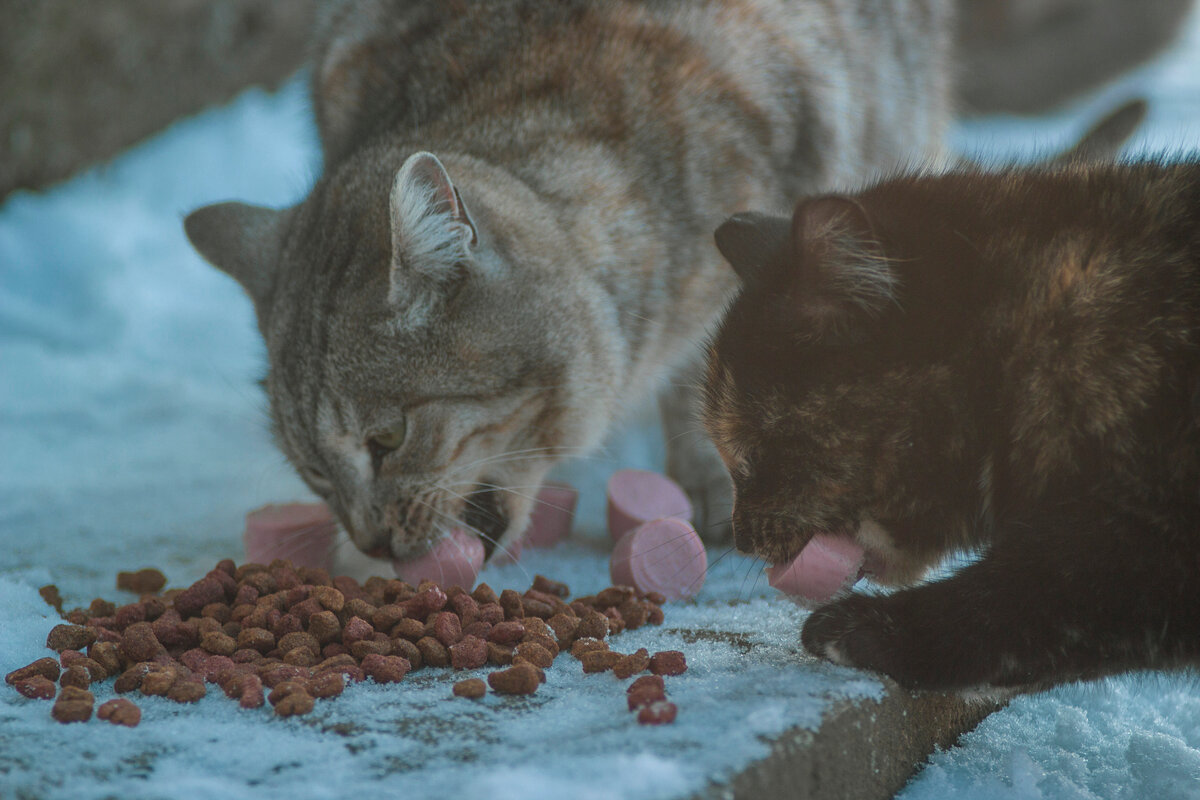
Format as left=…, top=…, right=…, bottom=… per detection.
left=476, top=602, right=505, bottom=626
left=274, top=690, right=315, bottom=717
left=637, top=700, right=678, bottom=725
left=307, top=611, right=342, bottom=644
left=277, top=631, right=320, bottom=656
left=547, top=614, right=580, bottom=647
left=6, top=657, right=61, bottom=685
left=239, top=674, right=265, bottom=708
left=340, top=616, right=374, bottom=645
left=613, top=648, right=650, bottom=680
left=487, top=662, right=540, bottom=695
left=14, top=676, right=56, bottom=700
left=114, top=663, right=152, bottom=694
left=570, top=638, right=609, bottom=659
left=310, top=585, right=345, bottom=612
left=371, top=603, right=407, bottom=632
left=119, top=621, right=163, bottom=663
left=237, top=627, right=275, bottom=654
left=431, top=611, right=462, bottom=647
left=486, top=641, right=514, bottom=666
left=87, top=641, right=122, bottom=677
left=580, top=650, right=623, bottom=673
left=416, top=636, right=449, bottom=668
left=46, top=624, right=97, bottom=652
left=174, top=577, right=226, bottom=618
left=486, top=620, right=525, bottom=646
left=405, top=585, right=448, bottom=618
left=521, top=598, right=554, bottom=619
left=306, top=671, right=345, bottom=699
left=268, top=680, right=307, bottom=706
left=200, top=630, right=237, bottom=656
left=449, top=635, right=488, bottom=670
left=390, top=638, right=422, bottom=669
left=627, top=676, right=667, bottom=711
left=471, top=583, right=498, bottom=605
left=59, top=665, right=91, bottom=689
left=51, top=690, right=94, bottom=723
left=200, top=602, right=231, bottom=623
left=628, top=674, right=666, bottom=695
left=349, top=639, right=392, bottom=659
left=531, top=574, right=570, bottom=598
left=284, top=647, right=319, bottom=666
left=513, top=642, right=554, bottom=669
left=167, top=679, right=207, bottom=703
left=360, top=654, right=411, bottom=684
left=390, top=617, right=425, bottom=642
left=521, top=633, right=560, bottom=660
left=575, top=609, right=609, bottom=640
left=140, top=668, right=177, bottom=697
left=97, top=698, right=141, bottom=727
left=116, top=568, right=167, bottom=594
left=595, top=586, right=636, bottom=608
left=649, top=650, right=687, bottom=676
left=498, top=589, right=524, bottom=620
left=453, top=678, right=487, bottom=699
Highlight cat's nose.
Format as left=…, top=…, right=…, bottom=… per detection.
left=364, top=544, right=389, bottom=559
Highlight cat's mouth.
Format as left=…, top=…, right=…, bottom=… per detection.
left=461, top=485, right=509, bottom=560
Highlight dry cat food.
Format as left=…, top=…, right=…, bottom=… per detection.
left=8, top=559, right=686, bottom=726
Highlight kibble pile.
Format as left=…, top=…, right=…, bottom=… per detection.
left=7, top=559, right=688, bottom=728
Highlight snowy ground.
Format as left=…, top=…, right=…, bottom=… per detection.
left=2, top=8, right=1200, bottom=800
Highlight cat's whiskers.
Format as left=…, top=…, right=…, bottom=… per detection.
left=440, top=445, right=605, bottom=482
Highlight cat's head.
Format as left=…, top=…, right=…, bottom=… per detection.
left=702, top=190, right=986, bottom=583
left=185, top=150, right=615, bottom=562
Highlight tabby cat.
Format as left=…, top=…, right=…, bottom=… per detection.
left=703, top=160, right=1200, bottom=692
left=184, top=0, right=954, bottom=561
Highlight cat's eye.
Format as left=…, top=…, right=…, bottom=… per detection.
left=371, top=419, right=408, bottom=452
left=301, top=466, right=333, bottom=494
left=366, top=418, right=408, bottom=472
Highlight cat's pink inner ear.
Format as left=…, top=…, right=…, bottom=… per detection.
left=391, top=151, right=478, bottom=247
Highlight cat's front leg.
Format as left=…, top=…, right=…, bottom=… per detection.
left=801, top=508, right=1200, bottom=692
left=659, top=362, right=733, bottom=542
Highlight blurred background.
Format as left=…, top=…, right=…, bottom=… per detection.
left=2, top=0, right=1197, bottom=200
left=2, top=3, right=1199, bottom=799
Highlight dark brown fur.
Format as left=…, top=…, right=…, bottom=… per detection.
left=703, top=160, right=1200, bottom=692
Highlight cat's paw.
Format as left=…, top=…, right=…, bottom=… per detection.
left=802, top=592, right=995, bottom=691
left=801, top=594, right=901, bottom=673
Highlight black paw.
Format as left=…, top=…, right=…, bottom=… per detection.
left=801, top=594, right=901, bottom=675
left=802, top=591, right=1008, bottom=691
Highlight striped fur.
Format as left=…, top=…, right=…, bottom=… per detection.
left=186, top=0, right=954, bottom=560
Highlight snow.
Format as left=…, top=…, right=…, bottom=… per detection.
left=2, top=7, right=1200, bottom=799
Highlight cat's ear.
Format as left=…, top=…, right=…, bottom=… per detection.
left=786, top=196, right=896, bottom=339
left=184, top=202, right=289, bottom=309
left=714, top=212, right=790, bottom=284
left=389, top=152, right=478, bottom=307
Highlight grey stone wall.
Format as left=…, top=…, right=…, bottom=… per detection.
left=0, top=0, right=317, bottom=199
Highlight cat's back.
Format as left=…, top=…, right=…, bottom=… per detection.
left=311, top=0, right=952, bottom=187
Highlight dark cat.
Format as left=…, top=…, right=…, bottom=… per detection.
left=702, top=160, right=1200, bottom=693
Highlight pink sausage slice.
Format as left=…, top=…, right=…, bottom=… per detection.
left=606, top=469, right=693, bottom=542
left=525, top=481, right=579, bottom=548
left=243, top=503, right=337, bottom=570
left=392, top=528, right=484, bottom=589
left=610, top=518, right=707, bottom=601
left=766, top=533, right=865, bottom=604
